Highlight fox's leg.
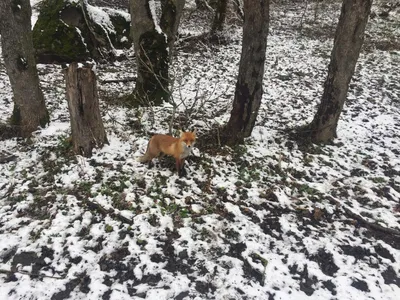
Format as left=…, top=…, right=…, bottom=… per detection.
left=176, top=158, right=187, bottom=177
left=146, top=148, right=160, bottom=169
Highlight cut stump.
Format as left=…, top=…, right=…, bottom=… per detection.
left=65, top=63, right=108, bottom=157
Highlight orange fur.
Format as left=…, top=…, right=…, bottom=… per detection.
left=138, top=130, right=196, bottom=175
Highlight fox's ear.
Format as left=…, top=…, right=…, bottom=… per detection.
left=179, top=129, right=184, bottom=136
left=192, top=128, right=197, bottom=135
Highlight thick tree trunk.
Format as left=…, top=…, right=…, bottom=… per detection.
left=160, top=0, right=185, bottom=60
left=307, top=0, right=373, bottom=143
left=65, top=63, right=108, bottom=157
left=130, top=0, right=169, bottom=106
left=0, top=0, right=49, bottom=137
left=211, top=0, right=228, bottom=33
left=224, top=0, right=269, bottom=145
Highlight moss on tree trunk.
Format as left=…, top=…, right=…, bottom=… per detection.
left=134, top=30, right=169, bottom=106
left=32, top=0, right=131, bottom=64
left=131, top=0, right=170, bottom=106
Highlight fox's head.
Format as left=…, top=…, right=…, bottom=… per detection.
left=179, top=129, right=197, bottom=149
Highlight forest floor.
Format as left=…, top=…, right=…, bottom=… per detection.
left=1, top=1, right=400, bottom=299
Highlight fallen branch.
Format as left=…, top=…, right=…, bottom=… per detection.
left=101, top=77, right=136, bottom=84
left=82, top=199, right=134, bottom=225
left=0, top=154, right=17, bottom=164
left=0, top=268, right=66, bottom=280
left=327, top=195, right=400, bottom=236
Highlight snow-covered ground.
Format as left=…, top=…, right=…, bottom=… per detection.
left=0, top=1, right=399, bottom=299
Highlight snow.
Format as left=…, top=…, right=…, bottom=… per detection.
left=86, top=3, right=116, bottom=35
left=0, top=1, right=400, bottom=300
left=30, top=0, right=44, bottom=28
left=149, top=0, right=163, bottom=35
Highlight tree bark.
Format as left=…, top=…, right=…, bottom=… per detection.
left=65, top=63, right=108, bottom=157
left=130, top=0, right=169, bottom=106
left=307, top=0, right=373, bottom=143
left=160, top=0, right=185, bottom=60
left=0, top=0, right=49, bottom=137
left=211, top=0, right=228, bottom=33
left=224, top=0, right=269, bottom=145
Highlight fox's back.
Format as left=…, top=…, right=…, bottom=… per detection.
left=150, top=134, right=180, bottom=157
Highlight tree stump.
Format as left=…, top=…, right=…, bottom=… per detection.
left=65, top=63, right=108, bottom=157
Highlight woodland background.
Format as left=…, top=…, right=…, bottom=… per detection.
left=0, top=0, right=399, bottom=299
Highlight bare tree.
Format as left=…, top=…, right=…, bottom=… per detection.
left=211, top=0, right=228, bottom=34
left=306, top=0, right=373, bottom=143
left=223, top=0, right=270, bottom=145
left=0, top=0, right=49, bottom=138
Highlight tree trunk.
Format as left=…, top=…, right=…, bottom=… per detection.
left=0, top=0, right=49, bottom=138
left=130, top=0, right=169, bottom=106
left=65, top=63, right=108, bottom=157
left=211, top=0, right=228, bottom=33
left=160, top=0, right=186, bottom=60
left=195, top=0, right=207, bottom=10
left=224, top=0, right=270, bottom=145
left=307, top=0, right=373, bottom=143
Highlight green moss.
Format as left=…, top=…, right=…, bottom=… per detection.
left=105, top=224, right=113, bottom=233
left=33, top=0, right=89, bottom=62
left=33, top=0, right=131, bottom=63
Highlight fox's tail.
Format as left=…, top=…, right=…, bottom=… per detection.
left=137, top=142, right=150, bottom=163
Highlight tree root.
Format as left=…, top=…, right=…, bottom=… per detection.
left=0, top=123, right=21, bottom=140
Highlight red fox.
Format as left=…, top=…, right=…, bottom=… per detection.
left=137, top=130, right=197, bottom=176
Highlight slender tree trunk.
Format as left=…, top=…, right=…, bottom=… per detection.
left=65, top=63, right=108, bottom=157
left=307, top=0, right=373, bottom=143
left=130, top=0, right=169, bottom=106
left=160, top=0, right=185, bottom=60
left=0, top=0, right=49, bottom=137
left=211, top=0, right=228, bottom=33
left=195, top=0, right=206, bottom=10
left=224, top=0, right=270, bottom=145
